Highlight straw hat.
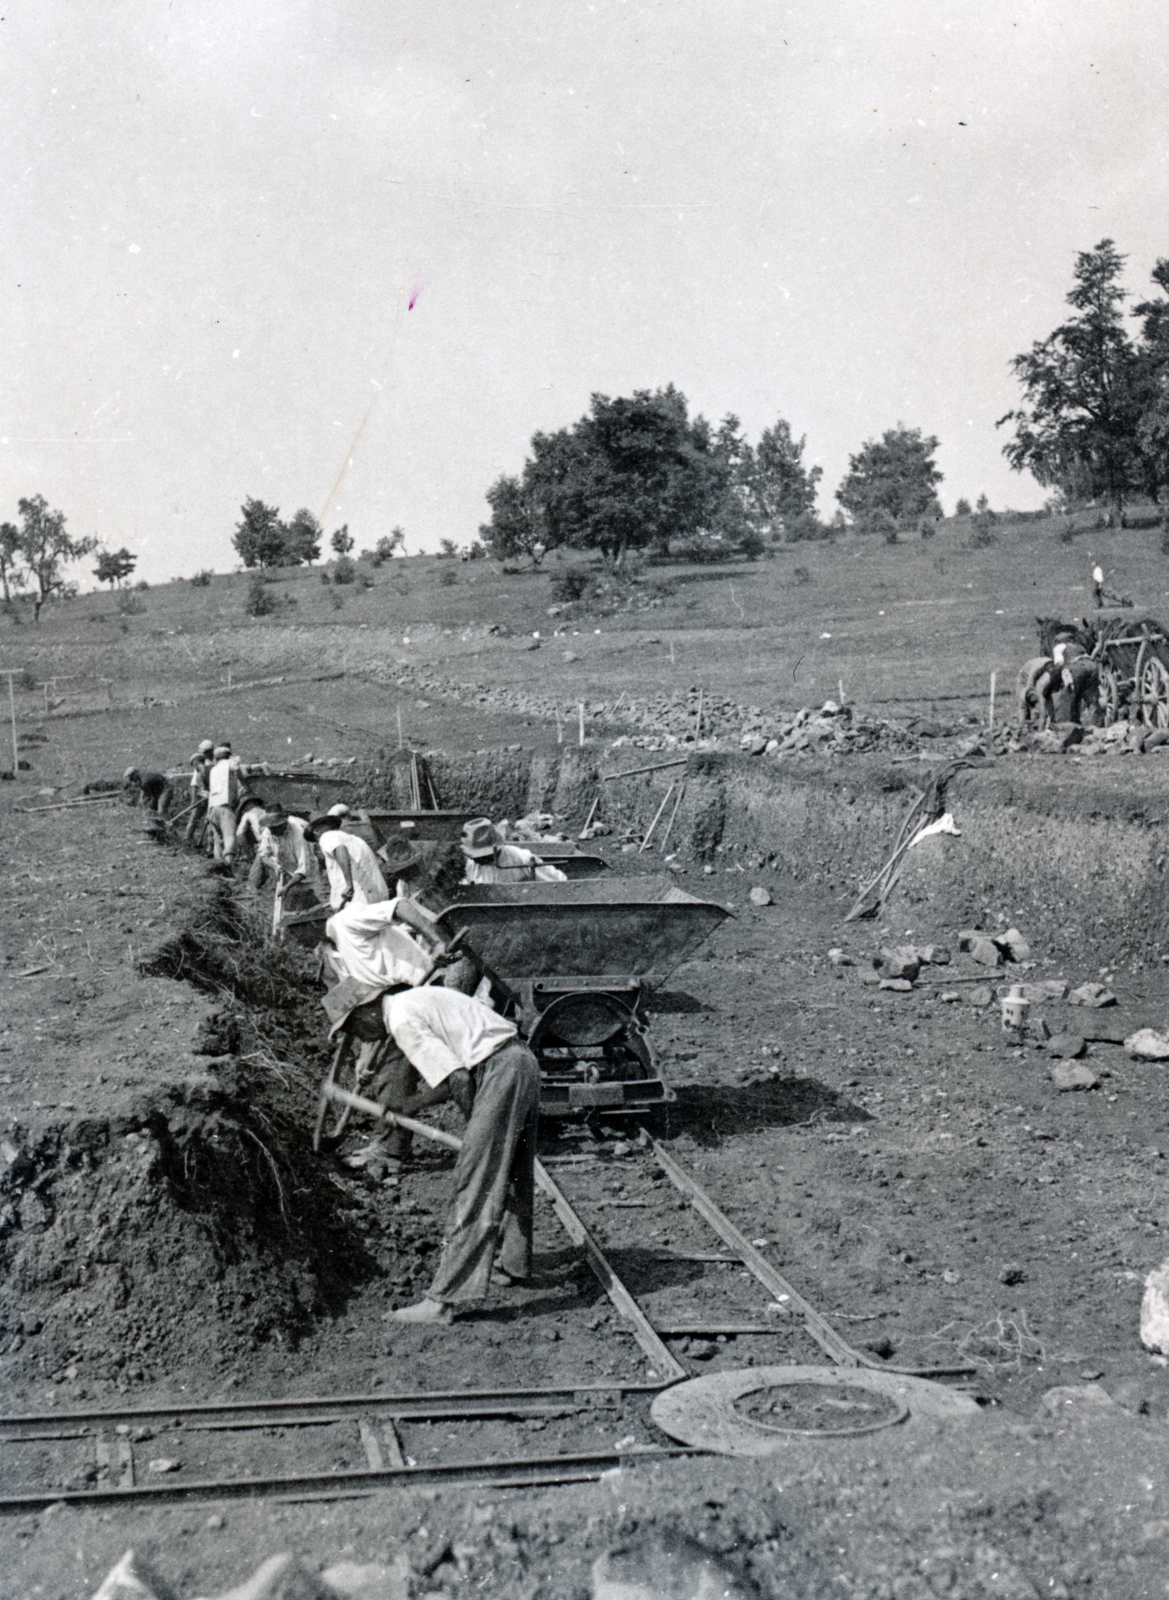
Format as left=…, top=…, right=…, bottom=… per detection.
left=460, top=817, right=499, bottom=859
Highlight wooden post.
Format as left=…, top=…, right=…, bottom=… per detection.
left=669, top=640, right=675, bottom=665
left=839, top=677, right=846, bottom=707
left=580, top=794, right=599, bottom=837
left=694, top=688, right=703, bottom=742
left=555, top=707, right=563, bottom=745
left=578, top=701, right=585, bottom=748
left=658, top=781, right=685, bottom=854
left=3, top=669, right=22, bottom=773
left=988, top=670, right=997, bottom=729
left=396, top=705, right=404, bottom=750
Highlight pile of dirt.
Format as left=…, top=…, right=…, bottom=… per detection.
left=0, top=876, right=433, bottom=1399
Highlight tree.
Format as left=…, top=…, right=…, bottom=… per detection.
left=94, top=547, right=137, bottom=589
left=15, top=496, right=97, bottom=621
left=998, top=240, right=1147, bottom=523
left=283, top=509, right=322, bottom=565
left=369, top=528, right=405, bottom=565
left=233, top=498, right=289, bottom=568
left=735, top=416, right=823, bottom=539
left=836, top=426, right=943, bottom=528
left=330, top=524, right=353, bottom=557
left=1134, top=258, right=1169, bottom=502
left=0, top=521, right=23, bottom=601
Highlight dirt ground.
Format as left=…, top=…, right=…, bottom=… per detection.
left=1, top=704, right=1168, bottom=1598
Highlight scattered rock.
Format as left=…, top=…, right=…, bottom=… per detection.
left=968, top=985, right=994, bottom=1007
left=1049, top=1061, right=1098, bottom=1091
left=1036, top=1383, right=1118, bottom=1416
left=827, top=947, right=853, bottom=967
left=1046, top=1033, right=1086, bottom=1060
left=592, top=1533, right=750, bottom=1600
left=999, top=926, right=1031, bottom=962
left=562, top=650, right=578, bottom=662
left=1140, top=1258, right=1169, bottom=1355
left=748, top=886, right=772, bottom=907
left=1022, top=979, right=1069, bottom=1002
left=193, top=1554, right=336, bottom=1600
left=1125, top=1028, right=1169, bottom=1060
left=147, top=1457, right=181, bottom=1475
left=878, top=946, right=921, bottom=981
left=320, top=1559, right=409, bottom=1600
left=957, top=931, right=1003, bottom=967
left=91, top=1550, right=181, bottom=1600
left=999, top=1262, right=1026, bottom=1285
left=879, top=977, right=914, bottom=992
left=1068, top=982, right=1117, bottom=1008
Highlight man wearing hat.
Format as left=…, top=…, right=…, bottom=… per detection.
left=249, top=803, right=325, bottom=932
left=460, top=818, right=567, bottom=885
left=206, top=742, right=243, bottom=866
left=185, top=739, right=215, bottom=842
left=384, top=984, right=540, bottom=1325
left=307, top=813, right=390, bottom=910
left=123, top=766, right=170, bottom=812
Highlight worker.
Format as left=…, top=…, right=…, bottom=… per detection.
left=324, top=801, right=382, bottom=853
left=307, top=814, right=390, bottom=909
left=384, top=985, right=540, bottom=1324
left=123, top=766, right=170, bottom=812
left=206, top=743, right=243, bottom=867
left=185, top=739, right=215, bottom=842
left=250, top=804, right=326, bottom=933
left=459, top=818, right=567, bottom=884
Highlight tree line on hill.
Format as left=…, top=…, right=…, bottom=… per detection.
left=479, top=388, right=953, bottom=565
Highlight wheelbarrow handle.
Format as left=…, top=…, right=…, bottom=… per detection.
left=420, top=924, right=469, bottom=985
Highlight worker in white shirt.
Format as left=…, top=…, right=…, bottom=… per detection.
left=249, top=804, right=326, bottom=933
left=383, top=986, right=540, bottom=1324
left=459, top=818, right=567, bottom=885
left=307, top=814, right=390, bottom=909
left=206, top=743, right=243, bottom=866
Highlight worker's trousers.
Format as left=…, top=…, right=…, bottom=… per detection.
left=428, top=1041, right=539, bottom=1305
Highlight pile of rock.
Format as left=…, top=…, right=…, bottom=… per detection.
left=92, top=1548, right=406, bottom=1600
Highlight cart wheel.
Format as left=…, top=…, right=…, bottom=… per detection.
left=313, top=1034, right=355, bottom=1152
left=1140, top=654, right=1169, bottom=728
left=1099, top=664, right=1121, bottom=725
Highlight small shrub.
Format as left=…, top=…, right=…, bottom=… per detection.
left=792, top=565, right=812, bottom=585
left=465, top=541, right=485, bottom=561
left=437, top=538, right=458, bottom=559
left=190, top=569, right=215, bottom=587
left=118, top=591, right=147, bottom=615
left=333, top=557, right=356, bottom=585
left=783, top=512, right=829, bottom=543
left=918, top=516, right=937, bottom=539
left=501, top=562, right=521, bottom=575
left=737, top=527, right=767, bottom=561
left=320, top=569, right=331, bottom=585
left=246, top=574, right=279, bottom=617
left=359, top=573, right=375, bottom=589
left=438, top=566, right=458, bottom=587
left=550, top=568, right=594, bottom=604
left=330, top=590, right=346, bottom=609
left=135, top=579, right=150, bottom=591
left=954, top=498, right=971, bottom=517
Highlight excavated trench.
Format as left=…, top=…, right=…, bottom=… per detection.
left=2, top=748, right=1164, bottom=1403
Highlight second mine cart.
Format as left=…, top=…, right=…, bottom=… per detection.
left=435, top=877, right=730, bottom=1117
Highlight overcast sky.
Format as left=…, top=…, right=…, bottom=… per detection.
left=3, top=1, right=1168, bottom=583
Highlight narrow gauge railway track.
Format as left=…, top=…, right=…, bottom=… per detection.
left=0, top=1383, right=692, bottom=1511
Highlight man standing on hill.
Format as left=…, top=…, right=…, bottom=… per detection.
left=307, top=814, right=390, bottom=909
left=207, top=743, right=243, bottom=867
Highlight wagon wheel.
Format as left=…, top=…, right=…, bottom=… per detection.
left=1139, top=652, right=1169, bottom=729
left=313, top=1033, right=358, bottom=1152
left=1098, top=663, right=1121, bottom=725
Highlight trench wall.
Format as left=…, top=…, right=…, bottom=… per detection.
left=421, top=749, right=1169, bottom=963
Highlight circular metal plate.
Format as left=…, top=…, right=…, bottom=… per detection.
left=651, top=1366, right=980, bottom=1456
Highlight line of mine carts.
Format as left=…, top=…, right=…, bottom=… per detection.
left=235, top=798, right=729, bottom=1154
left=1019, top=613, right=1169, bottom=731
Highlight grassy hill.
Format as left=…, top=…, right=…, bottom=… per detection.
left=2, top=509, right=1167, bottom=767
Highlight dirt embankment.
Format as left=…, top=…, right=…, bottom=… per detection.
left=0, top=813, right=435, bottom=1404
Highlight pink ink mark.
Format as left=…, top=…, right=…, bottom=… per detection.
left=408, top=280, right=425, bottom=310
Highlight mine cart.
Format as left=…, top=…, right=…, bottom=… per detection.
left=366, top=809, right=478, bottom=842
left=433, top=878, right=730, bottom=1117
left=1095, top=618, right=1169, bottom=726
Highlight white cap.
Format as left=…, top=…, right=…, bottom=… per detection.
left=327, top=803, right=350, bottom=817
left=1093, top=566, right=1104, bottom=583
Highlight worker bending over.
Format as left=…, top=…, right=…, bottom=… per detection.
left=459, top=818, right=567, bottom=885
left=385, top=986, right=539, bottom=1325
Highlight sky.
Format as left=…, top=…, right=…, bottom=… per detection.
left=3, top=1, right=1168, bottom=585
